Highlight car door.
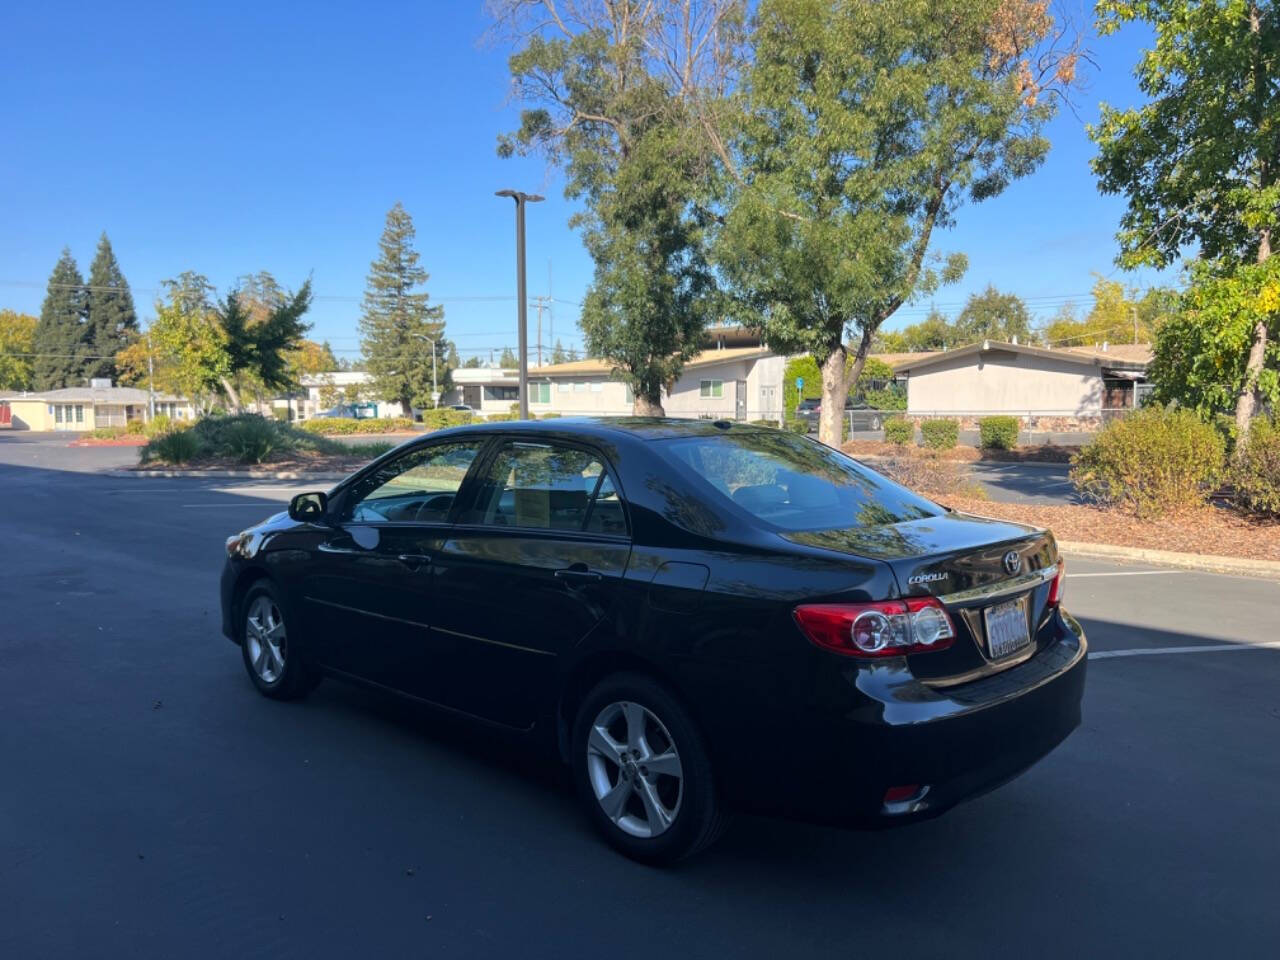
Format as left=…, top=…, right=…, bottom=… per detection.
left=302, top=438, right=488, bottom=698
left=428, top=437, right=632, bottom=728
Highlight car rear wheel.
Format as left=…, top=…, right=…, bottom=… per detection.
left=571, top=673, right=728, bottom=864
left=240, top=581, right=319, bottom=700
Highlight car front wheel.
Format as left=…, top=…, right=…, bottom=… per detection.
left=240, top=580, right=319, bottom=700
left=571, top=673, right=728, bottom=864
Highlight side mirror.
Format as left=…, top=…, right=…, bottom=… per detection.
left=288, top=491, right=328, bottom=523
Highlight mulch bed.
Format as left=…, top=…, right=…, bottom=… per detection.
left=937, top=496, right=1280, bottom=562
left=70, top=436, right=149, bottom=447
left=841, top=441, right=1078, bottom=463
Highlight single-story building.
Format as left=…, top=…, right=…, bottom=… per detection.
left=292, top=372, right=408, bottom=421
left=892, top=340, right=1152, bottom=427
left=0, top=382, right=195, bottom=431
left=440, top=346, right=789, bottom=422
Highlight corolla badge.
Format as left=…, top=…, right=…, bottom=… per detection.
left=907, top=571, right=949, bottom=586
left=1003, top=551, right=1022, bottom=575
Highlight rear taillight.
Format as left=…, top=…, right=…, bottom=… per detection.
left=1048, top=559, right=1065, bottom=607
left=793, top=598, right=956, bottom=658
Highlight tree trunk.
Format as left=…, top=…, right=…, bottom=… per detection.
left=633, top=389, right=664, bottom=416
left=818, top=345, right=847, bottom=447
left=400, top=391, right=413, bottom=420
left=219, top=376, right=242, bottom=414
left=1236, top=1, right=1272, bottom=444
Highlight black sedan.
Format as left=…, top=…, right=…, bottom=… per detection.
left=220, top=418, right=1085, bottom=863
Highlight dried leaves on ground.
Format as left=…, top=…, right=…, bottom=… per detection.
left=939, top=497, right=1280, bottom=562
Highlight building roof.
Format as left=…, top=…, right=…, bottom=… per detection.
left=299, top=371, right=374, bottom=387
left=0, top=386, right=186, bottom=403
left=889, top=340, right=1151, bottom=375
left=529, top=346, right=769, bottom=378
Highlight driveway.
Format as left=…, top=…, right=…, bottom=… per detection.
left=0, top=437, right=1276, bottom=957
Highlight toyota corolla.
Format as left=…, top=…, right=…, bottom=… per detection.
left=220, top=418, right=1085, bottom=863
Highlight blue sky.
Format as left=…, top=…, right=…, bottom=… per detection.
left=0, top=1, right=1167, bottom=363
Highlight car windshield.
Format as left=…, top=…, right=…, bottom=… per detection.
left=657, top=430, right=941, bottom=532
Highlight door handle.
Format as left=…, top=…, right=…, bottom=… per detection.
left=397, top=553, right=433, bottom=571
left=554, top=567, right=603, bottom=584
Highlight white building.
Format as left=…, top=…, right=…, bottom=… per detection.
left=442, top=345, right=788, bottom=422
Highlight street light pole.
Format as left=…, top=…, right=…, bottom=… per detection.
left=496, top=189, right=544, bottom=419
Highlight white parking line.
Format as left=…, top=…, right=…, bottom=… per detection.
left=1068, top=570, right=1188, bottom=578
left=1090, top=641, right=1280, bottom=659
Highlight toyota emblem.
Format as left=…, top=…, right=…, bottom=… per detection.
left=1002, top=551, right=1022, bottom=575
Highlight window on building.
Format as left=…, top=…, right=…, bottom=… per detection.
left=590, top=381, right=604, bottom=393
left=531, top=382, right=551, bottom=404
left=558, top=382, right=571, bottom=393
left=55, top=405, right=63, bottom=423
left=75, top=404, right=84, bottom=423
left=573, top=382, right=588, bottom=393
left=484, top=385, right=519, bottom=402
left=700, top=380, right=724, bottom=398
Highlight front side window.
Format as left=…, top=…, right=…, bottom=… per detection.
left=657, top=431, right=940, bottom=533
left=700, top=380, right=724, bottom=398
left=342, top=441, right=483, bottom=523
left=465, top=441, right=623, bottom=534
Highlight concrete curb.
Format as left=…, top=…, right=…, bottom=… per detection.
left=1058, top=540, right=1280, bottom=581
left=104, top=469, right=348, bottom=482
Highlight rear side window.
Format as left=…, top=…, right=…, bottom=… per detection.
left=465, top=441, right=625, bottom=534
left=657, top=431, right=940, bottom=532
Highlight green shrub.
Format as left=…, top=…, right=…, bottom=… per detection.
left=419, top=409, right=473, bottom=430
left=883, top=417, right=913, bottom=445
left=1070, top=406, right=1225, bottom=518
left=783, top=418, right=809, bottom=435
left=863, top=385, right=907, bottom=411
left=271, top=407, right=290, bottom=422
left=86, top=426, right=127, bottom=439
left=125, top=419, right=146, bottom=435
left=220, top=416, right=290, bottom=464
left=301, top=417, right=416, bottom=435
left=1231, top=417, right=1280, bottom=517
left=142, top=429, right=204, bottom=464
left=749, top=419, right=780, bottom=428
left=979, top=416, right=1020, bottom=450
left=143, top=414, right=172, bottom=438
left=539, top=412, right=562, bottom=420
left=920, top=418, right=959, bottom=450
left=485, top=413, right=518, bottom=422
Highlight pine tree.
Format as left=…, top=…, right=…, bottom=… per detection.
left=499, top=346, right=518, bottom=367
left=84, top=233, right=138, bottom=382
left=359, top=203, right=446, bottom=414
left=31, top=249, right=90, bottom=389
left=551, top=339, right=567, bottom=364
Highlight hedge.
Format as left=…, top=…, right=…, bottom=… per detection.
left=300, top=417, right=417, bottom=435
left=979, top=415, right=1020, bottom=450
left=883, top=417, right=913, bottom=445
left=1231, top=416, right=1280, bottom=517
left=920, top=418, right=959, bottom=450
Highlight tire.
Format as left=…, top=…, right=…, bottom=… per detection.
left=239, top=580, right=320, bottom=701
left=571, top=673, right=729, bottom=864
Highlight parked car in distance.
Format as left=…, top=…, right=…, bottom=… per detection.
left=448, top=404, right=476, bottom=417
left=220, top=418, right=1085, bottom=863
left=794, top=396, right=884, bottom=431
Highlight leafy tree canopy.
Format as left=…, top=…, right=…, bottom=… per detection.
left=0, top=309, right=38, bottom=390
left=718, top=0, right=1080, bottom=444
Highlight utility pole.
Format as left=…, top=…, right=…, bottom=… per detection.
left=495, top=189, right=544, bottom=419
left=532, top=295, right=552, bottom=367
left=1131, top=305, right=1138, bottom=345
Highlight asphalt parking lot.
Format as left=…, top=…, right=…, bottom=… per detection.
left=2, top=433, right=1277, bottom=958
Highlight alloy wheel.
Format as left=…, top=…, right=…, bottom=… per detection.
left=245, top=595, right=287, bottom=685
left=586, top=700, right=684, bottom=838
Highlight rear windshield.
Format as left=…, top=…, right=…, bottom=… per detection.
left=656, top=430, right=941, bottom=532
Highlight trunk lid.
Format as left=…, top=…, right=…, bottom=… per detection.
left=783, top=510, right=1059, bottom=683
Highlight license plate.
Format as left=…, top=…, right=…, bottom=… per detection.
left=983, top=597, right=1030, bottom=659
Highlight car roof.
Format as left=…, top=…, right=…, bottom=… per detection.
left=450, top=416, right=777, bottom=442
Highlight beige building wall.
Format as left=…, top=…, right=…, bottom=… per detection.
left=536, top=376, right=630, bottom=415
left=905, top=349, right=1104, bottom=417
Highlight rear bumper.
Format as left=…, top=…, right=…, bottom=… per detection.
left=727, top=611, right=1086, bottom=826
